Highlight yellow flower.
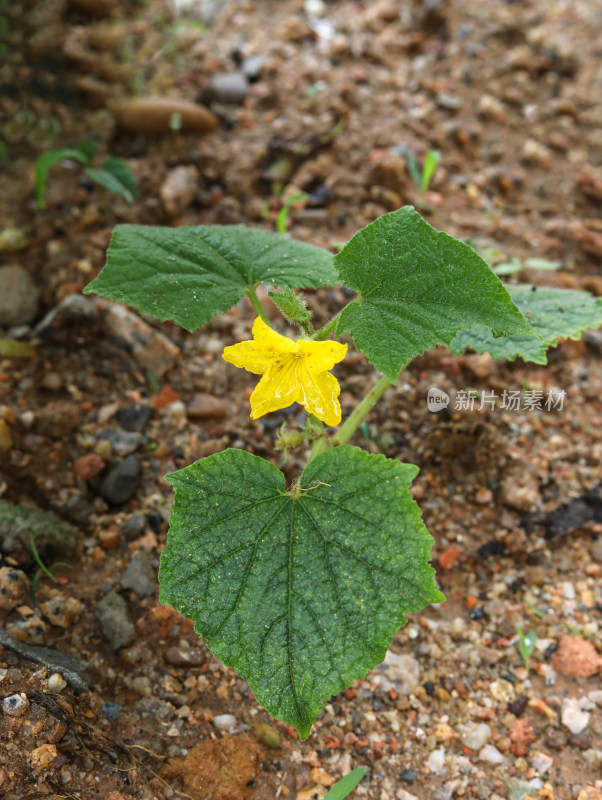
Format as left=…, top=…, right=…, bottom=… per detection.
left=223, top=317, right=347, bottom=426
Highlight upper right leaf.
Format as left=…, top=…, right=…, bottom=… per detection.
left=450, top=285, right=602, bottom=364
left=334, top=206, right=536, bottom=381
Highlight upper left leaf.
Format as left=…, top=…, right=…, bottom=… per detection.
left=84, top=224, right=337, bottom=331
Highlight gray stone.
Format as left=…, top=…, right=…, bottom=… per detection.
left=116, top=402, right=153, bottom=432
left=0, top=499, right=78, bottom=556
left=187, top=393, right=226, bottom=420
left=121, top=514, right=147, bottom=541
left=208, top=72, right=248, bottom=104
left=507, top=781, right=534, bottom=800
left=121, top=552, right=156, bottom=597
left=98, top=455, right=141, bottom=505
left=95, top=590, right=136, bottom=650
left=2, top=693, right=29, bottom=717
left=97, top=428, right=142, bottom=456
left=164, top=646, right=206, bottom=667
left=101, top=701, right=123, bottom=722
left=373, top=650, right=420, bottom=694
left=241, top=54, right=267, bottom=81
left=0, top=627, right=88, bottom=694
left=460, top=723, right=491, bottom=751
left=35, top=294, right=99, bottom=339
left=0, top=265, right=40, bottom=327
left=104, top=303, right=179, bottom=378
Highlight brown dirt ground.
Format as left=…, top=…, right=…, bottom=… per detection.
left=0, top=1, right=601, bottom=798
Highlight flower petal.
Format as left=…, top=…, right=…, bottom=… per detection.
left=297, top=367, right=342, bottom=427
left=249, top=356, right=301, bottom=418
left=223, top=317, right=296, bottom=374
left=297, top=339, right=347, bottom=373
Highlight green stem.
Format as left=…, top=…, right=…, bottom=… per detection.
left=245, top=287, right=270, bottom=324
left=331, top=374, right=393, bottom=447
left=311, top=312, right=341, bottom=341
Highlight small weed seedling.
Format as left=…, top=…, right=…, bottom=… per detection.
left=323, top=767, right=369, bottom=800
left=276, top=192, right=309, bottom=234
left=517, top=626, right=537, bottom=671
left=85, top=205, right=602, bottom=738
left=35, top=140, right=136, bottom=209
left=406, top=149, right=441, bottom=193
left=29, top=534, right=69, bottom=603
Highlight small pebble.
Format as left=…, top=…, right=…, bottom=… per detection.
left=40, top=594, right=84, bottom=628
left=115, top=402, right=153, bottom=432
left=6, top=615, right=47, bottom=645
left=507, top=780, right=534, bottom=800
left=120, top=552, right=156, bottom=597
left=0, top=566, right=29, bottom=611
left=460, top=722, right=491, bottom=751
left=29, top=743, right=57, bottom=772
left=213, top=713, right=237, bottom=731
left=95, top=590, right=136, bottom=650
left=98, top=455, right=142, bottom=505
left=208, top=72, right=248, bottom=104
left=490, top=679, right=515, bottom=703
left=479, top=744, right=506, bottom=764
left=0, top=265, right=40, bottom=327
left=187, top=393, right=226, bottom=420
left=48, top=672, right=67, bottom=692
left=426, top=748, right=445, bottom=774
left=164, top=646, right=206, bottom=667
left=101, top=702, right=123, bottom=722
left=252, top=721, right=281, bottom=749
left=531, top=751, right=553, bottom=775
left=2, top=693, right=29, bottom=717
left=561, top=697, right=590, bottom=734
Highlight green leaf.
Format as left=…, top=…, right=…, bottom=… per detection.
left=523, top=258, right=561, bottom=271
left=84, top=224, right=337, bottom=331
left=159, top=446, right=443, bottom=739
left=84, top=158, right=137, bottom=203
left=334, top=206, right=536, bottom=381
left=450, top=285, right=602, bottom=364
left=0, top=338, right=36, bottom=358
left=277, top=192, right=309, bottom=234
left=34, top=144, right=93, bottom=209
left=324, top=768, right=370, bottom=800
left=420, top=150, right=440, bottom=192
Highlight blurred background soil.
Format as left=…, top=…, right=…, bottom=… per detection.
left=0, top=1, right=601, bottom=798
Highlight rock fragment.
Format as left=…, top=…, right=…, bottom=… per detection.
left=187, top=393, right=226, bottom=420
left=0, top=266, right=40, bottom=327
left=2, top=693, right=29, bottom=717
left=98, top=455, right=141, bottom=505
left=104, top=303, right=179, bottom=377
left=0, top=567, right=29, bottom=610
left=120, top=552, right=155, bottom=597
left=95, top=590, right=136, bottom=650
left=552, top=633, right=602, bottom=678
left=108, top=97, right=218, bottom=134
left=40, top=594, right=85, bottom=628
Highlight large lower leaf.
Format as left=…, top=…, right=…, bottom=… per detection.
left=450, top=285, right=602, bottom=364
left=334, top=206, right=537, bottom=381
left=84, top=225, right=336, bottom=331
left=159, top=446, right=443, bottom=739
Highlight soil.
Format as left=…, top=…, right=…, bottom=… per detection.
left=1, top=1, right=601, bottom=799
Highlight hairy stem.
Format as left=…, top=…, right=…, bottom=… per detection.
left=311, top=312, right=341, bottom=341
left=245, top=287, right=270, bottom=325
left=331, top=374, right=393, bottom=447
